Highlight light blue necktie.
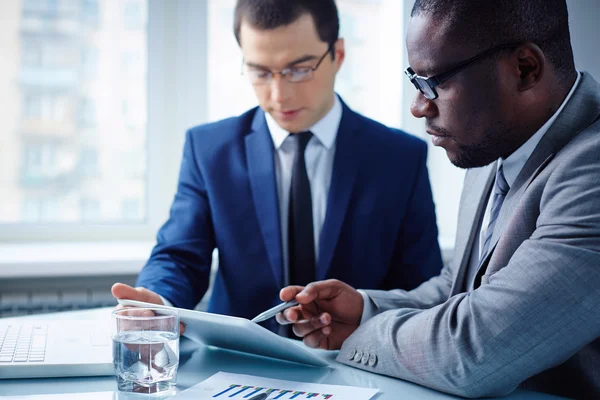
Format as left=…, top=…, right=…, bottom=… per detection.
left=479, top=165, right=510, bottom=265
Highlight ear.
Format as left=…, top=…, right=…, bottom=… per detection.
left=515, top=42, right=545, bottom=92
left=333, top=38, right=345, bottom=72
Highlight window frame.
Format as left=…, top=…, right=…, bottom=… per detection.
left=0, top=0, right=209, bottom=242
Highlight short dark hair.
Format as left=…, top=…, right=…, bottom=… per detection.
left=233, top=0, right=339, bottom=57
left=411, top=0, right=576, bottom=83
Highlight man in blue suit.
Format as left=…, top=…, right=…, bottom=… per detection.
left=112, top=0, right=442, bottom=333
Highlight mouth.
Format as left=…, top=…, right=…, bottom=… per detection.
left=426, top=129, right=452, bottom=146
left=275, top=109, right=302, bottom=120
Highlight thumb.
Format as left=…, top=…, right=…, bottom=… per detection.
left=111, top=283, right=163, bottom=304
left=296, top=279, right=344, bottom=304
left=279, top=285, right=305, bottom=302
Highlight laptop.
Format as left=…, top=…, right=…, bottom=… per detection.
left=0, top=320, right=113, bottom=379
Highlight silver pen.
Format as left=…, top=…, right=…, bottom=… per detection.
left=251, top=300, right=300, bottom=323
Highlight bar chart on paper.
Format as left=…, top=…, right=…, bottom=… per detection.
left=174, top=372, right=379, bottom=400
left=213, top=384, right=333, bottom=399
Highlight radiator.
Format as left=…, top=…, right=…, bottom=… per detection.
left=0, top=275, right=136, bottom=318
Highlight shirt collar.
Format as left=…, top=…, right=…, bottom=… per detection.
left=499, top=71, right=581, bottom=186
left=265, top=95, right=342, bottom=150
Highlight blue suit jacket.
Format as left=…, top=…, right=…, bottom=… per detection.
left=136, top=100, right=443, bottom=332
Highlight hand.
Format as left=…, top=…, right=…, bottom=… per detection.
left=276, top=279, right=363, bottom=350
left=111, top=283, right=185, bottom=335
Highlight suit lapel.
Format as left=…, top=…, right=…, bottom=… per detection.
left=317, top=103, right=361, bottom=280
left=476, top=152, right=556, bottom=280
left=245, top=110, right=284, bottom=287
left=449, top=163, right=495, bottom=297
left=484, top=143, right=555, bottom=263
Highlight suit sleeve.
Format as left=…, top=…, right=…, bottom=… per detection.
left=381, top=139, right=445, bottom=291
left=136, top=129, right=216, bottom=309
left=339, top=139, right=600, bottom=398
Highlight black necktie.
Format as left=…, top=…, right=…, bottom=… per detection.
left=288, top=131, right=315, bottom=287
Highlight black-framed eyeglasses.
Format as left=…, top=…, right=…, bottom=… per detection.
left=243, top=43, right=334, bottom=84
left=404, top=43, right=521, bottom=100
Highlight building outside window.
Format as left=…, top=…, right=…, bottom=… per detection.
left=0, top=0, right=147, bottom=225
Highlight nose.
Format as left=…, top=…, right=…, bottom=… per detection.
left=410, top=91, right=438, bottom=119
left=270, top=74, right=293, bottom=104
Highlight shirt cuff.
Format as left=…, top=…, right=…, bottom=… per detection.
left=357, top=289, right=377, bottom=325
left=158, top=294, right=173, bottom=307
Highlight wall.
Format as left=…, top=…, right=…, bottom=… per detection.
left=567, top=0, right=600, bottom=78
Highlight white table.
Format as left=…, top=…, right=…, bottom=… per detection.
left=0, top=308, right=566, bottom=399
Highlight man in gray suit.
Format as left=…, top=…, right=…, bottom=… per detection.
left=276, top=0, right=600, bottom=398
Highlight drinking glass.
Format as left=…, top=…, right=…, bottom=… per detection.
left=112, top=307, right=180, bottom=395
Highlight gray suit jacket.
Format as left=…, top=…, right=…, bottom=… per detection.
left=337, top=72, right=600, bottom=399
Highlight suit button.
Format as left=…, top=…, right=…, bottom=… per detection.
left=361, top=352, right=369, bottom=365
left=368, top=354, right=377, bottom=367
left=354, top=351, right=362, bottom=362
left=347, top=349, right=356, bottom=360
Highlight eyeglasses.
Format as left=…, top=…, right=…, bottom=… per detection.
left=404, top=43, right=521, bottom=100
left=243, top=43, right=334, bottom=84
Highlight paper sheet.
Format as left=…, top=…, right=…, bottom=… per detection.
left=1, top=393, right=115, bottom=400
left=173, top=371, right=379, bottom=400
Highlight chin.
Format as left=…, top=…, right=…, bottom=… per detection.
left=274, top=120, right=306, bottom=133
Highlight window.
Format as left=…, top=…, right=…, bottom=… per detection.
left=0, top=0, right=148, bottom=231
left=80, top=198, right=101, bottom=221
left=21, top=142, right=58, bottom=184
left=79, top=147, right=99, bottom=177
left=81, top=0, right=99, bottom=27
left=23, top=0, right=59, bottom=15
left=81, top=46, right=98, bottom=78
left=22, top=93, right=67, bottom=121
left=123, top=1, right=144, bottom=31
left=78, top=97, right=96, bottom=127
left=122, top=199, right=142, bottom=221
left=22, top=196, right=63, bottom=222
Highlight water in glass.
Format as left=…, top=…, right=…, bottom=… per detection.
left=113, top=330, right=179, bottom=394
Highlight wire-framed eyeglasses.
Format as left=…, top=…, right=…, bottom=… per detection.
left=243, top=43, right=334, bottom=84
left=404, top=43, right=521, bottom=100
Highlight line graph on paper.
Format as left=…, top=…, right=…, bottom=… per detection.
left=213, top=384, right=334, bottom=399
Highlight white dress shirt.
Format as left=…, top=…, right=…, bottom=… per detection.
left=266, top=95, right=342, bottom=286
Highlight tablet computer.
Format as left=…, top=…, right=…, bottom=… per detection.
left=116, top=299, right=328, bottom=368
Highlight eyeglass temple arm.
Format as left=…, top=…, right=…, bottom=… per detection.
left=434, top=43, right=521, bottom=86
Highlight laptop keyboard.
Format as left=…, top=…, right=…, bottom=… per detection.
left=0, top=324, right=48, bottom=363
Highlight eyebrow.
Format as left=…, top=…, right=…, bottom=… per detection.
left=412, top=65, right=439, bottom=77
left=245, top=54, right=320, bottom=70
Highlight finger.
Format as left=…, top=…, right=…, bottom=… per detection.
left=283, top=302, right=321, bottom=324
left=303, top=326, right=332, bottom=349
left=292, top=313, right=331, bottom=338
left=296, top=279, right=344, bottom=304
left=180, top=322, right=186, bottom=336
left=276, top=305, right=302, bottom=325
left=279, top=285, right=305, bottom=302
left=276, top=312, right=291, bottom=325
